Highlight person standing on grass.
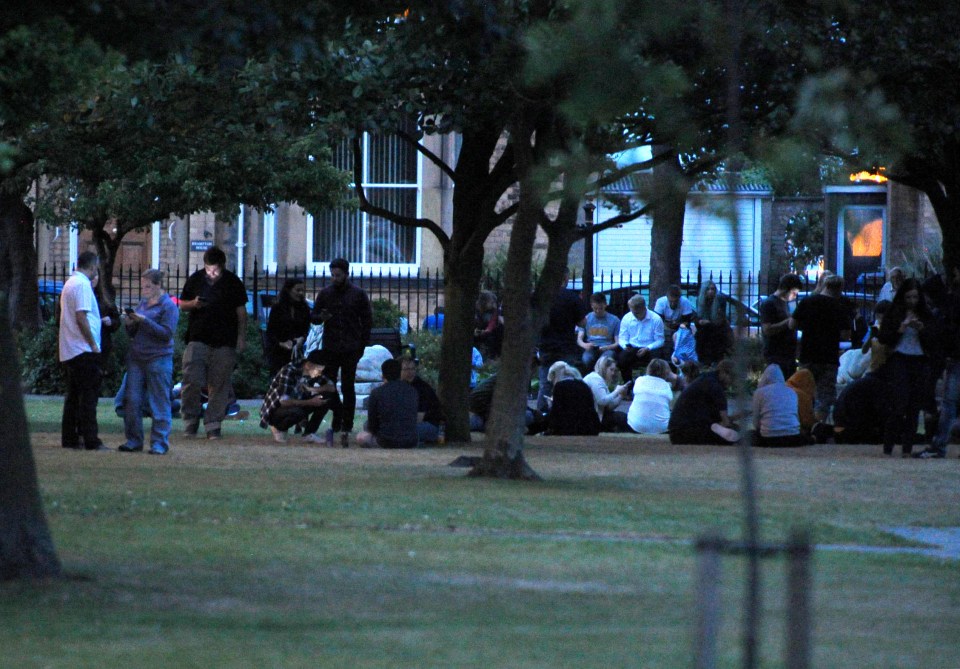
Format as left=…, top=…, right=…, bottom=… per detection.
left=357, top=358, right=419, bottom=448
left=311, top=258, right=372, bottom=448
left=759, top=273, right=803, bottom=379
left=118, top=270, right=179, bottom=455
left=877, top=277, right=939, bottom=457
left=264, top=277, right=311, bottom=378
left=178, top=246, right=248, bottom=441
left=788, top=273, right=851, bottom=426
left=59, top=251, right=108, bottom=451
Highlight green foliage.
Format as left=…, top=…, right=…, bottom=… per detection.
left=18, top=324, right=64, bottom=395
left=404, top=328, right=441, bottom=389
left=19, top=322, right=129, bottom=397
left=371, top=298, right=405, bottom=329
left=784, top=209, right=824, bottom=274
left=19, top=318, right=268, bottom=399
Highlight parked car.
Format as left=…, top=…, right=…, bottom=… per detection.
left=38, top=279, right=64, bottom=322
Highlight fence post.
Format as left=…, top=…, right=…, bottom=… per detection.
left=785, top=531, right=813, bottom=669
left=694, top=534, right=723, bottom=669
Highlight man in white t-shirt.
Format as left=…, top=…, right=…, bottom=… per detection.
left=59, top=251, right=107, bottom=451
left=653, top=284, right=696, bottom=361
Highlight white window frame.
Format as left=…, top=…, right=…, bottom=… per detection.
left=263, top=208, right=278, bottom=273
left=306, top=132, right=422, bottom=276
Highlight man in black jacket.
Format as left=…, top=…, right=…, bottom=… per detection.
left=311, top=258, right=372, bottom=445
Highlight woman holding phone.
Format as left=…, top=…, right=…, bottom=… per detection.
left=118, top=269, right=180, bottom=455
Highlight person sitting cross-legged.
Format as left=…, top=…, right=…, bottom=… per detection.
left=400, top=357, right=445, bottom=444
left=750, top=364, right=810, bottom=447
left=357, top=358, right=420, bottom=449
left=259, top=349, right=343, bottom=444
left=616, top=295, right=665, bottom=384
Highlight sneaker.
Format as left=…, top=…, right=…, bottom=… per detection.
left=913, top=448, right=946, bottom=459
left=340, top=431, right=350, bottom=449
left=148, top=445, right=168, bottom=455
left=710, top=424, right=740, bottom=443
left=206, top=429, right=222, bottom=440
left=302, top=433, right=324, bottom=444
left=118, top=443, right=143, bottom=453
left=269, top=426, right=288, bottom=443
left=225, top=409, right=250, bottom=421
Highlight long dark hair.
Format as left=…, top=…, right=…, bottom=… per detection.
left=892, top=277, right=932, bottom=320
left=276, top=278, right=306, bottom=309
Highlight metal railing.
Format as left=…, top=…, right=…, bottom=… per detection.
left=38, top=259, right=887, bottom=332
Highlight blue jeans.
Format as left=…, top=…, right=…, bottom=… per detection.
left=932, top=359, right=960, bottom=452
left=124, top=356, right=174, bottom=451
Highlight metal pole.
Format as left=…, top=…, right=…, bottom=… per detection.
left=695, top=534, right=723, bottom=669
left=582, top=199, right=596, bottom=297
left=785, top=532, right=813, bottom=669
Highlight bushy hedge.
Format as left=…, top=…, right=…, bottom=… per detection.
left=19, top=318, right=271, bottom=399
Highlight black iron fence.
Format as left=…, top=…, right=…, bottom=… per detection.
left=38, top=259, right=887, bottom=334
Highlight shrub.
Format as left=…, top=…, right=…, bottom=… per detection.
left=19, top=322, right=129, bottom=397
left=20, top=317, right=269, bottom=399
left=371, top=298, right=406, bottom=329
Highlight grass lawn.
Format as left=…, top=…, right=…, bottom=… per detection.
left=3, top=397, right=960, bottom=668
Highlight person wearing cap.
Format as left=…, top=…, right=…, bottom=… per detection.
left=259, top=349, right=343, bottom=444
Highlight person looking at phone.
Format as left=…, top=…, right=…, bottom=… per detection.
left=310, top=258, right=372, bottom=447
left=178, top=246, right=248, bottom=440
left=118, top=269, right=179, bottom=454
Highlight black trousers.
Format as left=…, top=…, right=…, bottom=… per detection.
left=62, top=352, right=103, bottom=449
left=616, top=346, right=660, bottom=384
left=324, top=352, right=362, bottom=431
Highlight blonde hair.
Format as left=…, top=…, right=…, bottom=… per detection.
left=594, top=355, right=618, bottom=377
left=547, top=361, right=581, bottom=386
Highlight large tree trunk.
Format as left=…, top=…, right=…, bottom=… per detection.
left=91, top=225, right=121, bottom=304
left=648, top=153, right=690, bottom=301
left=0, top=191, right=41, bottom=331
left=435, top=130, right=504, bottom=443
left=0, top=292, right=62, bottom=580
left=924, top=179, right=960, bottom=276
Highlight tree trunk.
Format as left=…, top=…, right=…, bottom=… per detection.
left=471, top=183, right=542, bottom=479
left=0, top=191, right=41, bottom=331
left=0, top=292, right=62, bottom=580
left=926, top=182, right=960, bottom=277
left=438, top=242, right=485, bottom=443
left=648, top=153, right=690, bottom=300
left=435, top=130, right=504, bottom=444
left=91, top=225, right=121, bottom=304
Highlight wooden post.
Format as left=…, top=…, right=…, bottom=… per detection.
left=695, top=534, right=724, bottom=669
left=785, top=532, right=813, bottom=669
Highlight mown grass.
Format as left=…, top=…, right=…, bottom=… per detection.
left=3, top=397, right=960, bottom=668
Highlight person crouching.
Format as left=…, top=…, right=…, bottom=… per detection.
left=259, top=349, right=342, bottom=444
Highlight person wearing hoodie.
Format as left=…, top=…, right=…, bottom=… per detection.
left=751, top=364, right=807, bottom=447
left=785, top=369, right=817, bottom=436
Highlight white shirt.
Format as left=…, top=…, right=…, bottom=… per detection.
left=627, top=375, right=674, bottom=434
left=618, top=309, right=665, bottom=351
left=58, top=271, right=101, bottom=361
left=583, top=371, right=623, bottom=420
left=653, top=296, right=696, bottom=325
